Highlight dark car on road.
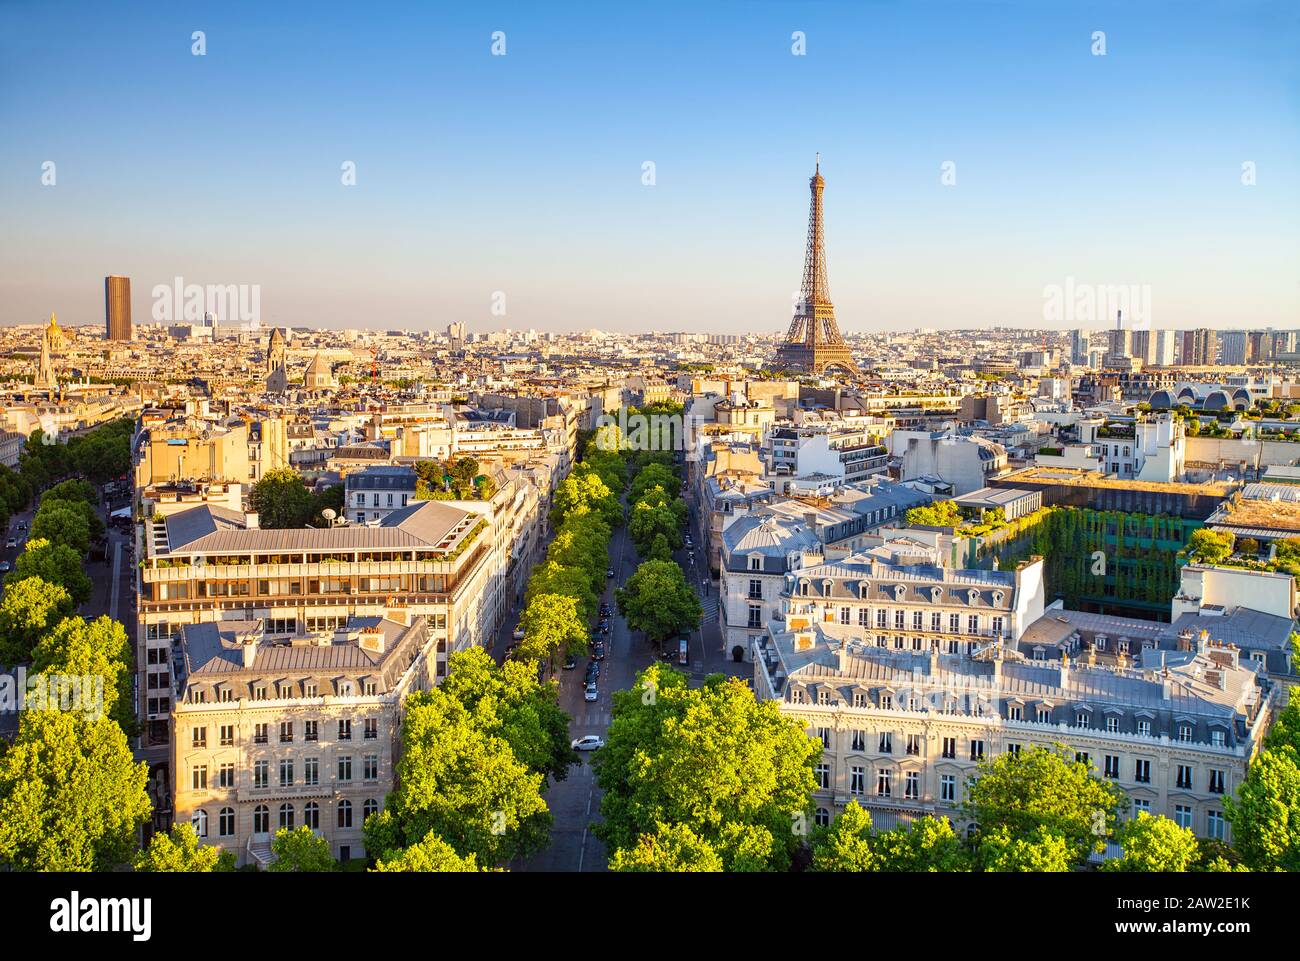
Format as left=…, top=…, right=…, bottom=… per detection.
left=592, top=642, right=606, bottom=660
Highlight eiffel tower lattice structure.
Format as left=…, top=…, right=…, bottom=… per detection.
left=773, top=156, right=861, bottom=378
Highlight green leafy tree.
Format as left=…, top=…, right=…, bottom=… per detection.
left=551, top=469, right=620, bottom=529
left=964, top=744, right=1125, bottom=865
left=372, top=679, right=552, bottom=867
left=518, top=592, right=589, bottom=668
left=977, top=825, right=1075, bottom=871
left=371, top=831, right=487, bottom=872
left=5, top=538, right=92, bottom=605
left=1225, top=748, right=1300, bottom=871
left=1102, top=812, right=1200, bottom=872
left=810, top=801, right=877, bottom=871
left=0, top=710, right=151, bottom=871
left=30, top=504, right=91, bottom=555
left=1187, top=528, right=1234, bottom=565
left=871, top=816, right=970, bottom=872
left=609, top=822, right=724, bottom=872
left=905, top=500, right=963, bottom=528
left=268, top=826, right=336, bottom=871
left=595, top=665, right=819, bottom=872
left=526, top=559, right=599, bottom=625
left=31, top=615, right=134, bottom=728
left=249, top=468, right=315, bottom=529
left=0, top=576, right=73, bottom=665
left=436, top=647, right=577, bottom=783
left=616, top=559, right=702, bottom=644
left=135, top=823, right=236, bottom=872
left=43, top=478, right=98, bottom=505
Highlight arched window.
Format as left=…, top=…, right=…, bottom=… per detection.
left=279, top=803, right=295, bottom=831
left=363, top=799, right=379, bottom=822
left=304, top=802, right=320, bottom=830
left=338, top=799, right=353, bottom=829
left=219, top=807, right=235, bottom=837
left=815, top=807, right=830, bottom=828
left=192, top=809, right=209, bottom=838
left=253, top=804, right=269, bottom=834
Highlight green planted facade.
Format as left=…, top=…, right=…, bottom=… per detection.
left=983, top=508, right=1200, bottom=619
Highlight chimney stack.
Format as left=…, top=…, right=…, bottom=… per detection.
left=240, top=635, right=257, bottom=669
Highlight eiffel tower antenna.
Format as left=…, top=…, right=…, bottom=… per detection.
left=773, top=156, right=861, bottom=377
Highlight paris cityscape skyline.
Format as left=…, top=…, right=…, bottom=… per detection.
left=3, top=1, right=1297, bottom=333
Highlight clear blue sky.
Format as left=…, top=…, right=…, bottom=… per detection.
left=2, top=0, right=1296, bottom=334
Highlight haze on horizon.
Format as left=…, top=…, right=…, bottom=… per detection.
left=2, top=0, right=1297, bottom=335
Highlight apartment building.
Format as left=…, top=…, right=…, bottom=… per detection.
left=170, top=613, right=435, bottom=866
left=887, top=429, right=1008, bottom=495
left=137, top=499, right=495, bottom=746
left=768, top=423, right=889, bottom=488
left=755, top=581, right=1272, bottom=841
left=345, top=464, right=417, bottom=524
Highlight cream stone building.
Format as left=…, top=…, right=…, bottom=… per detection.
left=170, top=614, right=435, bottom=866
left=754, top=555, right=1274, bottom=843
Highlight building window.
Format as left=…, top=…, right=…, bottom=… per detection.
left=279, top=804, right=295, bottom=831
left=280, top=721, right=293, bottom=743
left=1211, top=729, right=1225, bottom=747
left=253, top=804, right=269, bottom=834
left=1208, top=769, right=1225, bottom=795
left=748, top=579, right=762, bottom=600
left=1178, top=724, right=1193, bottom=742
left=254, top=723, right=268, bottom=745
left=878, top=732, right=893, bottom=754
left=949, top=613, right=960, bottom=633
left=338, top=799, right=353, bottom=829
left=815, top=808, right=830, bottom=828
left=840, top=607, right=851, bottom=625
left=852, top=693, right=867, bottom=708
left=851, top=730, right=866, bottom=752
left=815, top=764, right=830, bottom=790
left=991, top=616, right=1004, bottom=637
left=1174, top=805, right=1193, bottom=830
left=906, top=734, right=921, bottom=756
left=877, top=609, right=887, bottom=629
left=219, top=807, right=235, bottom=837
left=339, top=719, right=353, bottom=741
left=969, top=739, right=984, bottom=761
left=940, top=774, right=956, bottom=803
left=254, top=761, right=268, bottom=789
left=219, top=724, right=234, bottom=747
left=1075, top=752, right=1090, bottom=767
left=192, top=727, right=207, bottom=748
left=219, top=763, right=235, bottom=789
left=1075, top=711, right=1090, bottom=728
left=192, top=809, right=208, bottom=838
left=1134, top=759, right=1151, bottom=784
left=1176, top=765, right=1193, bottom=790
left=748, top=606, right=762, bottom=630
left=279, top=760, right=294, bottom=787
left=1104, top=755, right=1120, bottom=779
left=1206, top=810, right=1225, bottom=840
left=967, top=615, right=979, bottom=635
left=942, top=737, right=956, bottom=759
left=192, top=765, right=207, bottom=791
left=1036, top=707, right=1051, bottom=723
left=304, top=802, right=320, bottom=830
left=363, top=799, right=379, bottom=822
left=894, top=610, right=905, bottom=630
left=858, top=609, right=869, bottom=627
left=1008, top=705, right=1022, bottom=721
left=305, top=720, right=319, bottom=742
left=1106, top=716, right=1120, bottom=733
left=850, top=766, right=865, bottom=795
left=880, top=693, right=893, bottom=710
left=816, top=727, right=831, bottom=748
left=905, top=771, right=919, bottom=799
left=1132, top=798, right=1150, bottom=815
left=912, top=611, right=923, bottom=631
left=363, top=755, right=379, bottom=781
left=931, top=612, right=942, bottom=632
left=338, top=756, right=353, bottom=782
left=364, top=718, right=379, bottom=740
left=1137, top=719, right=1151, bottom=737
left=876, top=769, right=892, bottom=797
left=1006, top=743, right=1021, bottom=755
left=304, top=757, right=319, bottom=787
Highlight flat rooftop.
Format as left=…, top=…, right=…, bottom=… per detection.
left=999, top=466, right=1235, bottom=498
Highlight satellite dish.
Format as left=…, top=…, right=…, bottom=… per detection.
left=322, top=508, right=336, bottom=522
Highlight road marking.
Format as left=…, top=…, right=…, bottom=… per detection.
left=108, top=541, right=122, bottom=620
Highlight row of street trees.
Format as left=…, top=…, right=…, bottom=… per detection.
left=517, top=424, right=629, bottom=669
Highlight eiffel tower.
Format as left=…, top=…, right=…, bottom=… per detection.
left=773, top=156, right=861, bottom=377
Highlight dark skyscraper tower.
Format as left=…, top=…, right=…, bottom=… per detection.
left=105, top=275, right=132, bottom=341
left=774, top=157, right=861, bottom=377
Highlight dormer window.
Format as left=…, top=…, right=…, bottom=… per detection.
left=992, top=590, right=1004, bottom=606
left=967, top=589, right=978, bottom=605
left=1095, top=634, right=1107, bottom=652
left=894, top=585, right=906, bottom=601
left=799, top=580, right=809, bottom=597
left=930, top=587, right=942, bottom=602
left=749, top=555, right=762, bottom=571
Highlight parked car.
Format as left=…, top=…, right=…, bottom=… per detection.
left=4, top=538, right=16, bottom=549
left=15, top=521, right=26, bottom=532
left=563, top=655, right=577, bottom=670
left=584, top=683, right=598, bottom=702
left=571, top=735, right=605, bottom=751
left=511, top=627, right=525, bottom=641
left=606, top=568, right=615, bottom=578
left=585, top=662, right=600, bottom=682
left=0, top=561, right=10, bottom=574
left=593, top=642, right=606, bottom=660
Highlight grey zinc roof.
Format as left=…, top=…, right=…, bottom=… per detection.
left=162, top=500, right=475, bottom=555
left=722, top=513, right=821, bottom=556
left=1165, top=608, right=1295, bottom=653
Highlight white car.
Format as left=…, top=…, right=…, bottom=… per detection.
left=511, top=627, right=525, bottom=641
left=584, top=684, right=598, bottom=702
left=571, top=735, right=605, bottom=751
